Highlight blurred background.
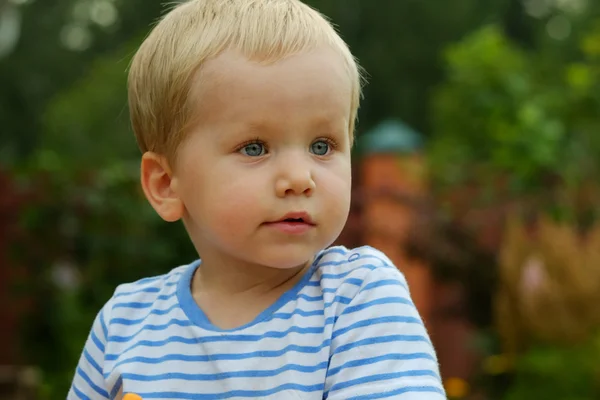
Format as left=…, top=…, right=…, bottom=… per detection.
left=1, top=0, right=600, bottom=399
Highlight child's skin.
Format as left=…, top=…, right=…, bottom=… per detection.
left=141, top=46, right=352, bottom=330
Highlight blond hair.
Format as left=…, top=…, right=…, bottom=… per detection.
left=128, top=0, right=363, bottom=160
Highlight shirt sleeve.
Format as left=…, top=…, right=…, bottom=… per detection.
left=324, top=257, right=446, bottom=399
left=68, top=304, right=111, bottom=400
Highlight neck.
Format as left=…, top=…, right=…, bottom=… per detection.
left=192, top=253, right=312, bottom=296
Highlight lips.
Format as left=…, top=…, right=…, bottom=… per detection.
left=263, top=211, right=316, bottom=234
left=274, top=211, right=315, bottom=225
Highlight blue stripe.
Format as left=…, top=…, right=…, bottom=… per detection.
left=344, top=278, right=364, bottom=286
left=297, top=293, right=323, bottom=302
left=109, top=319, right=194, bottom=342
left=271, top=308, right=324, bottom=319
left=122, top=361, right=329, bottom=381
left=267, top=296, right=352, bottom=321
left=156, top=293, right=177, bottom=301
left=113, top=295, right=179, bottom=315
left=319, top=254, right=391, bottom=267
left=110, top=303, right=181, bottom=325
left=71, top=384, right=92, bottom=400
left=347, top=385, right=446, bottom=399
left=307, top=277, right=363, bottom=288
left=115, top=292, right=177, bottom=303
left=112, top=295, right=176, bottom=310
left=83, top=349, right=103, bottom=376
left=320, top=264, right=380, bottom=280
left=138, top=383, right=324, bottom=399
left=91, top=331, right=105, bottom=353
left=110, top=317, right=146, bottom=326
left=114, top=286, right=161, bottom=297
left=329, top=370, right=439, bottom=393
left=77, top=367, right=109, bottom=398
left=324, top=296, right=352, bottom=307
left=113, top=301, right=154, bottom=309
left=111, top=291, right=180, bottom=307
left=334, top=334, right=431, bottom=355
left=130, top=272, right=182, bottom=286
left=341, top=296, right=414, bottom=316
left=99, top=309, right=108, bottom=339
left=327, top=353, right=437, bottom=377
left=362, top=278, right=406, bottom=291
left=107, top=324, right=332, bottom=360
left=112, top=339, right=332, bottom=368
left=109, top=376, right=123, bottom=400
left=132, top=276, right=164, bottom=285
left=332, top=316, right=422, bottom=340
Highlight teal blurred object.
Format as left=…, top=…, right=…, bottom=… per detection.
left=358, top=119, right=424, bottom=155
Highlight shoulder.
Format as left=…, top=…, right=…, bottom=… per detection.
left=114, top=263, right=190, bottom=296
left=111, top=262, right=191, bottom=302
left=316, top=245, right=405, bottom=281
left=312, top=245, right=408, bottom=300
left=101, top=261, right=196, bottom=321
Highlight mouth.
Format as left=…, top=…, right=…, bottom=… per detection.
left=269, top=211, right=315, bottom=225
left=263, top=211, right=315, bottom=235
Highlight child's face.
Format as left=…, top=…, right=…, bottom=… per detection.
left=171, top=46, right=352, bottom=269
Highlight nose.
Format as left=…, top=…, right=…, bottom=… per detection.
left=275, top=156, right=316, bottom=198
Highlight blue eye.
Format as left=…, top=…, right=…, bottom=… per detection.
left=240, top=142, right=266, bottom=157
left=310, top=140, right=330, bottom=156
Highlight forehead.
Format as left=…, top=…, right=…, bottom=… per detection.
left=190, top=47, right=352, bottom=129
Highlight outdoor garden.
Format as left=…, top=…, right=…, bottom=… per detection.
left=1, top=0, right=599, bottom=398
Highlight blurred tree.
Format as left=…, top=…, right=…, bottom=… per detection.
left=0, top=0, right=163, bottom=162
left=308, top=0, right=510, bottom=135
left=429, top=19, right=600, bottom=220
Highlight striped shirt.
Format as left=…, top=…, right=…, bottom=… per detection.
left=69, top=245, right=445, bottom=399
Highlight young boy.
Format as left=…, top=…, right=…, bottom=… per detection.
left=69, top=0, right=445, bottom=399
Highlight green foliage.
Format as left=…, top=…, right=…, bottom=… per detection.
left=41, top=48, right=135, bottom=167
left=503, top=333, right=600, bottom=400
left=0, top=0, right=164, bottom=162
left=429, top=23, right=600, bottom=198
left=305, top=0, right=509, bottom=135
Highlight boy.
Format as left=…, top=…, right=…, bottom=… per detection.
left=69, top=0, right=446, bottom=399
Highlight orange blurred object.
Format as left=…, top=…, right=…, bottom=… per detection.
left=123, top=394, right=142, bottom=400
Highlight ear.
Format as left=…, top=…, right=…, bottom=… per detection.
left=140, top=152, right=184, bottom=222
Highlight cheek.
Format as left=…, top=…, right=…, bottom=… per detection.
left=317, top=162, right=352, bottom=211
left=197, top=168, right=268, bottom=223
left=322, top=158, right=351, bottom=190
